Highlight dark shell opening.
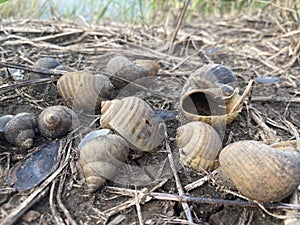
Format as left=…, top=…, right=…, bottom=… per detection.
left=181, top=91, right=227, bottom=116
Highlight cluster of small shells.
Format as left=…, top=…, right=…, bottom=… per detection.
left=3, top=56, right=300, bottom=204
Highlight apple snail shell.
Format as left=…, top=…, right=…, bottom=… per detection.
left=219, top=140, right=300, bottom=202
left=100, top=96, right=165, bottom=152
left=176, top=121, right=222, bottom=171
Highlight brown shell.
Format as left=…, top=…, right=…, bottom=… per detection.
left=178, top=64, right=242, bottom=126
left=38, top=106, right=79, bottom=139
left=78, top=133, right=128, bottom=192
left=57, top=71, right=113, bottom=112
left=100, top=96, right=165, bottom=152
left=4, top=113, right=36, bottom=149
left=219, top=140, right=300, bottom=202
left=106, top=55, right=160, bottom=88
left=176, top=121, right=222, bottom=171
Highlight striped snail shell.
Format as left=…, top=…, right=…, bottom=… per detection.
left=100, top=96, right=165, bottom=152
left=38, top=105, right=79, bottom=139
left=219, top=140, right=300, bottom=202
left=106, top=55, right=160, bottom=88
left=78, top=131, right=128, bottom=192
left=178, top=64, right=242, bottom=126
left=57, top=71, right=114, bottom=112
left=4, top=113, right=36, bottom=149
left=176, top=121, right=222, bottom=171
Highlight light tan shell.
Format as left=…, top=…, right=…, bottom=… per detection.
left=178, top=64, right=242, bottom=126
left=78, top=133, right=128, bottom=192
left=106, top=55, right=160, bottom=88
left=57, top=71, right=113, bottom=112
left=176, top=121, right=222, bottom=171
left=38, top=106, right=79, bottom=139
left=100, top=96, right=165, bottom=152
left=4, top=113, right=36, bottom=149
left=219, top=140, right=300, bottom=202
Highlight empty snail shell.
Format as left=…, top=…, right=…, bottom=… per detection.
left=219, top=140, right=300, bottom=202
left=78, top=131, right=129, bottom=192
left=38, top=105, right=79, bottom=139
left=100, top=96, right=165, bottom=152
left=176, top=121, right=222, bottom=171
left=57, top=71, right=114, bottom=112
left=178, top=64, right=242, bottom=126
left=0, top=115, right=13, bottom=139
left=106, top=55, right=160, bottom=88
left=4, top=113, right=36, bottom=149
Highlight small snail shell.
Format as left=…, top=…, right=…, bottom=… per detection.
left=38, top=105, right=79, bottom=139
left=57, top=71, right=114, bottom=112
left=0, top=115, right=13, bottom=139
left=30, top=58, right=76, bottom=93
left=178, top=64, right=242, bottom=126
left=106, top=55, right=160, bottom=88
left=176, top=121, right=222, bottom=171
left=4, top=113, right=36, bottom=148
left=219, top=140, right=300, bottom=202
left=100, top=96, right=165, bottom=152
left=78, top=132, right=129, bottom=192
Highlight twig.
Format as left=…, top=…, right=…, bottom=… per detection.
left=135, top=188, right=144, bottom=225
left=169, top=0, right=190, bottom=44
left=49, top=180, right=65, bottom=225
left=105, top=186, right=300, bottom=210
left=163, top=124, right=194, bottom=223
left=184, top=170, right=218, bottom=192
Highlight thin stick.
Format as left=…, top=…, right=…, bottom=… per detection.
left=184, top=170, right=218, bottom=192
left=49, top=180, right=65, bottom=225
left=105, top=186, right=300, bottom=210
left=135, top=188, right=144, bottom=225
left=169, top=0, right=190, bottom=44
left=229, top=79, right=255, bottom=114
left=164, top=124, right=194, bottom=223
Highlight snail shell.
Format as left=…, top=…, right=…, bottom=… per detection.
left=78, top=132, right=129, bottom=192
left=4, top=113, right=36, bottom=148
left=0, top=115, right=13, bottom=139
left=57, top=71, right=114, bottom=112
left=38, top=105, right=79, bottom=139
left=176, top=121, right=222, bottom=171
left=106, top=55, right=160, bottom=88
left=30, top=58, right=75, bottom=93
left=178, top=64, right=242, bottom=126
left=219, top=140, right=300, bottom=202
left=100, top=96, right=165, bottom=152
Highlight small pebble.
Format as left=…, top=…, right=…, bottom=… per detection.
left=254, top=76, right=280, bottom=84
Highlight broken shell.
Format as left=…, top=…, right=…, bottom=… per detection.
left=38, top=105, right=79, bottom=139
left=219, top=140, right=300, bottom=202
left=100, top=96, right=165, bottom=152
left=0, top=115, right=13, bottom=139
left=178, top=64, right=242, bottom=126
left=4, top=113, right=36, bottom=149
left=7, top=140, right=61, bottom=190
left=57, top=71, right=114, bottom=112
left=78, top=129, right=111, bottom=150
left=106, top=55, right=160, bottom=88
left=78, top=132, right=128, bottom=192
left=176, top=121, right=222, bottom=171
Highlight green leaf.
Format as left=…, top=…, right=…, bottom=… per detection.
left=0, top=0, right=9, bottom=3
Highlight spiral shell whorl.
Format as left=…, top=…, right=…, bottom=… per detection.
left=38, top=106, right=79, bottom=139
left=176, top=121, right=222, bottom=171
left=79, top=134, right=128, bottom=192
left=100, top=97, right=164, bottom=152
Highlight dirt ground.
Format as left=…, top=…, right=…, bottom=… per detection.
left=0, top=13, right=300, bottom=225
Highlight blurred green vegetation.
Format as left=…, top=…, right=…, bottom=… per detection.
left=0, top=0, right=299, bottom=24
